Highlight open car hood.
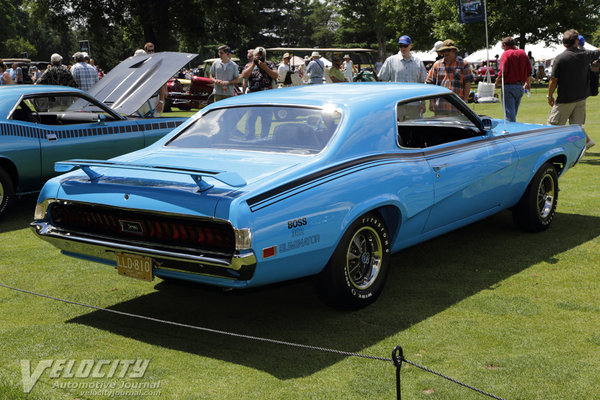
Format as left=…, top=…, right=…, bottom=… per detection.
left=88, top=51, right=198, bottom=116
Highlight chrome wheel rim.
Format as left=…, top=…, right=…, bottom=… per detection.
left=346, top=227, right=382, bottom=290
left=537, top=173, right=555, bottom=219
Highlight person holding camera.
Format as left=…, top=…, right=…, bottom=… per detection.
left=241, top=47, right=278, bottom=92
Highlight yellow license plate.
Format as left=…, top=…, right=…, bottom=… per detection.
left=116, top=252, right=153, bottom=282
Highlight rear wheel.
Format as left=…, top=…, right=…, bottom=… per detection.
left=0, top=167, right=15, bottom=218
left=513, top=163, right=558, bottom=232
left=316, top=212, right=391, bottom=309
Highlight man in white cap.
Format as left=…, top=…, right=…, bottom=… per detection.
left=71, top=51, right=98, bottom=91
left=306, top=51, right=325, bottom=84
left=343, top=54, right=354, bottom=82
left=432, top=41, right=444, bottom=60
left=36, top=53, right=77, bottom=87
left=378, top=35, right=427, bottom=84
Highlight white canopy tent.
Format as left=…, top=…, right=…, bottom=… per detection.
left=279, top=56, right=332, bottom=68
left=411, top=50, right=438, bottom=64
left=465, top=40, right=599, bottom=63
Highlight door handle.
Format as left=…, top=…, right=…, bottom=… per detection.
left=46, top=133, right=57, bottom=141
left=432, top=164, right=449, bottom=178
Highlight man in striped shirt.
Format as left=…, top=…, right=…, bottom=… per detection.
left=426, top=39, right=473, bottom=114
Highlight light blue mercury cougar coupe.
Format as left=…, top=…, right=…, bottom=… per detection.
left=32, top=83, right=587, bottom=309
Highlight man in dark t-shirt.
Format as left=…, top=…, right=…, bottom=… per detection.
left=547, top=29, right=600, bottom=149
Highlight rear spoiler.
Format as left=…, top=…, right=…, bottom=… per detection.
left=55, top=159, right=246, bottom=191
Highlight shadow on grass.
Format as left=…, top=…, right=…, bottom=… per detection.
left=579, top=150, right=600, bottom=165
left=67, top=211, right=600, bottom=379
left=0, top=194, right=38, bottom=234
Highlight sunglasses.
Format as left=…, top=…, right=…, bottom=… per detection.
left=146, top=48, right=155, bottom=53
left=399, top=44, right=409, bottom=48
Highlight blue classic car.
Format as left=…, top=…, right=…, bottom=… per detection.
left=0, top=51, right=197, bottom=217
left=31, top=83, right=587, bottom=309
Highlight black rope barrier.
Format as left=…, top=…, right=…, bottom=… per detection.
left=0, top=282, right=506, bottom=399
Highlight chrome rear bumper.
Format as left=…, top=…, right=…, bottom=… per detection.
left=31, top=221, right=257, bottom=280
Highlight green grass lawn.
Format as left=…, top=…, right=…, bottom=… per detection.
left=0, top=91, right=599, bottom=399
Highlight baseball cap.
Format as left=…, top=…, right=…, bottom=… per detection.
left=398, top=35, right=412, bottom=45
left=50, top=53, right=63, bottom=63
left=578, top=35, right=585, bottom=46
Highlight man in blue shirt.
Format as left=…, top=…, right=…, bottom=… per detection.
left=306, top=51, right=324, bottom=84
left=378, top=35, right=427, bottom=84
left=71, top=52, right=99, bottom=91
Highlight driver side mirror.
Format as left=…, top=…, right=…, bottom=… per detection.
left=481, top=117, right=496, bottom=131
left=97, top=113, right=106, bottom=125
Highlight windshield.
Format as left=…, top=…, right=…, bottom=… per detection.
left=167, top=105, right=342, bottom=154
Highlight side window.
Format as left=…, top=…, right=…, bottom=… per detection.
left=397, top=95, right=482, bottom=148
left=12, top=95, right=114, bottom=125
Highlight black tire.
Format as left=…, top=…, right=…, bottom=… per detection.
left=513, top=163, right=558, bottom=232
left=0, top=167, right=15, bottom=219
left=316, top=212, right=391, bottom=310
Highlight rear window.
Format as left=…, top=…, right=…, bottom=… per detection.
left=167, top=105, right=342, bottom=154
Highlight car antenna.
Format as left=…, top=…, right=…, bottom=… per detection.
left=500, top=67, right=508, bottom=134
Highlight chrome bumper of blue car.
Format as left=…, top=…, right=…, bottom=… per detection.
left=31, top=221, right=257, bottom=281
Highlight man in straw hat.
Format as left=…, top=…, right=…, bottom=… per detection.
left=306, top=51, right=325, bottom=84
left=278, top=52, right=293, bottom=87
left=343, top=54, right=354, bottom=82
left=426, top=39, right=473, bottom=113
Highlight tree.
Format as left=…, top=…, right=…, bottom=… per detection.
left=426, top=0, right=600, bottom=53
left=335, top=0, right=435, bottom=58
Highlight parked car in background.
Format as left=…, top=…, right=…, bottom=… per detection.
left=166, top=57, right=242, bottom=111
left=0, top=52, right=197, bottom=217
left=475, top=62, right=497, bottom=82
left=1, top=58, right=32, bottom=83
left=166, top=75, right=215, bottom=111
left=32, top=83, right=586, bottom=309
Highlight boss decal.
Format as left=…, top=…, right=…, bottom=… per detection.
left=287, top=218, right=307, bottom=229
